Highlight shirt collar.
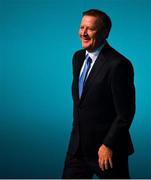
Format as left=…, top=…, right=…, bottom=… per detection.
left=85, top=42, right=106, bottom=61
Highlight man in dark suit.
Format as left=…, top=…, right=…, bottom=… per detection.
left=62, top=9, right=135, bottom=179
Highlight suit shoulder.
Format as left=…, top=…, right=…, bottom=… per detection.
left=104, top=45, right=134, bottom=70
left=72, top=49, right=85, bottom=66
left=73, top=49, right=85, bottom=59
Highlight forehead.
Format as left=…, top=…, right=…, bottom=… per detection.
left=81, top=15, right=98, bottom=25
left=80, top=15, right=102, bottom=28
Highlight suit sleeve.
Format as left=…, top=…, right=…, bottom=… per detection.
left=103, top=60, right=136, bottom=150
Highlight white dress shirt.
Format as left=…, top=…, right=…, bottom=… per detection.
left=79, top=43, right=105, bottom=79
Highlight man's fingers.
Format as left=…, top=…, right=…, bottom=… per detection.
left=98, top=158, right=105, bottom=171
left=99, top=158, right=113, bottom=171
left=104, top=160, right=108, bottom=170
left=109, top=157, right=113, bottom=168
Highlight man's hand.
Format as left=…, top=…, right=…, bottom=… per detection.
left=98, top=144, right=113, bottom=171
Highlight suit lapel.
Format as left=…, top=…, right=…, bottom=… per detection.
left=74, top=50, right=85, bottom=102
left=79, top=53, right=106, bottom=102
left=74, top=43, right=110, bottom=104
left=79, top=43, right=110, bottom=103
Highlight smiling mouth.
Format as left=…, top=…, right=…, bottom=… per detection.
left=82, top=38, right=90, bottom=42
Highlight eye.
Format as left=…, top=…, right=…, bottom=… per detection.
left=80, top=26, right=84, bottom=30
left=88, top=27, right=96, bottom=31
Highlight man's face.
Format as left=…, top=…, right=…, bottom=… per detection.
left=79, top=15, right=105, bottom=52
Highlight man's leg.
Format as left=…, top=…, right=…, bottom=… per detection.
left=62, top=153, right=93, bottom=179
left=85, top=154, right=130, bottom=179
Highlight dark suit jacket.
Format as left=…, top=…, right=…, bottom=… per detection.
left=67, top=42, right=135, bottom=159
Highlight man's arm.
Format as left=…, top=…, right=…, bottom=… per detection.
left=103, top=60, right=135, bottom=148
left=98, top=59, right=135, bottom=170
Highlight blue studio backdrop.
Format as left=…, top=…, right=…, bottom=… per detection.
left=0, top=0, right=151, bottom=178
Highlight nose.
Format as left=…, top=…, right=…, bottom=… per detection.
left=81, top=27, right=88, bottom=36
left=83, top=28, right=88, bottom=35
left=84, top=29, right=88, bottom=35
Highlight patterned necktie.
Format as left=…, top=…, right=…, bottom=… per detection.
left=79, top=55, right=92, bottom=98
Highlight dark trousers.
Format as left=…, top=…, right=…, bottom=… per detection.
left=62, top=152, right=130, bottom=179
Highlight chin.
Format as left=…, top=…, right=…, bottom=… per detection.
left=82, top=45, right=92, bottom=51
left=82, top=44, right=90, bottom=50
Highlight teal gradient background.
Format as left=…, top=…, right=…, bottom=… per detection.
left=0, top=0, right=151, bottom=178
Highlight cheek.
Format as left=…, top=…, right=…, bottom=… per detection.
left=91, top=34, right=97, bottom=43
left=89, top=32, right=97, bottom=39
